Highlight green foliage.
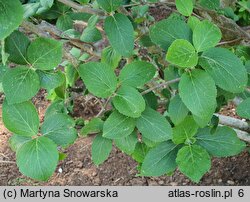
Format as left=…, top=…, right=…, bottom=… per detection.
left=0, top=0, right=23, bottom=40
left=193, top=20, right=222, bottom=52
left=176, top=0, right=193, bottom=16
left=2, top=66, right=40, bottom=104
left=172, top=116, right=199, bottom=144
left=114, top=131, right=138, bottom=155
left=200, top=48, right=248, bottom=93
left=97, top=0, right=122, bottom=12
left=103, top=111, right=136, bottom=139
left=237, top=98, right=250, bottom=119
left=179, top=70, right=217, bottom=119
left=119, top=61, right=156, bottom=87
left=79, top=62, right=117, bottom=98
left=176, top=145, right=211, bottom=183
left=5, top=31, right=30, bottom=64
left=81, top=118, right=104, bottom=136
left=136, top=107, right=172, bottom=142
left=0, top=0, right=248, bottom=183
left=91, top=135, right=112, bottom=165
left=150, top=17, right=192, bottom=50
left=16, top=136, right=59, bottom=181
left=2, top=100, right=39, bottom=137
left=196, top=127, right=246, bottom=157
left=112, top=85, right=145, bottom=118
left=168, top=94, right=189, bottom=125
left=104, top=13, right=134, bottom=57
left=27, top=38, right=63, bottom=70
left=141, top=141, right=179, bottom=176
left=41, top=113, right=78, bottom=146
left=166, top=39, right=198, bottom=68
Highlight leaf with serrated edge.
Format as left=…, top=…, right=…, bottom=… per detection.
left=114, top=131, right=138, bottom=155
left=141, top=141, right=179, bottom=176
left=103, top=111, right=136, bottom=139
left=113, top=85, right=145, bottom=118
left=27, top=38, right=63, bottom=70
left=41, top=113, right=77, bottom=146
left=196, top=126, right=246, bottom=157
left=176, top=0, right=193, bottom=16
left=79, top=62, right=117, bottom=98
left=193, top=20, right=221, bottom=52
left=104, top=13, right=134, bottom=57
left=237, top=98, right=250, bottom=119
left=179, top=69, right=217, bottom=118
left=91, top=135, right=112, bottom=165
left=166, top=39, right=198, bottom=68
left=3, top=66, right=40, bottom=104
left=16, top=136, right=59, bottom=181
left=136, top=107, right=172, bottom=142
left=176, top=145, right=211, bottom=183
left=199, top=48, right=248, bottom=93
left=119, top=61, right=156, bottom=87
left=2, top=100, right=39, bottom=137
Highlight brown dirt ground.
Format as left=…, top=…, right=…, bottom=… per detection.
left=0, top=91, right=249, bottom=186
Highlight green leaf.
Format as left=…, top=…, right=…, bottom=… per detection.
left=168, top=94, right=189, bottom=125
left=56, top=14, right=73, bottom=31
left=0, top=65, right=7, bottom=82
left=112, top=85, right=145, bottom=118
left=0, top=0, right=23, bottom=40
left=97, top=0, right=122, bottom=12
left=2, top=100, right=39, bottom=137
left=16, top=136, right=59, bottom=181
left=5, top=30, right=30, bottom=64
left=179, top=69, right=217, bottom=118
left=193, top=20, right=221, bottom=52
left=143, top=92, right=158, bottom=110
left=101, top=46, right=121, bottom=69
left=119, top=61, right=156, bottom=87
left=176, top=145, right=211, bottom=183
left=141, top=141, right=179, bottom=176
left=114, top=131, right=138, bottom=155
left=91, top=135, right=112, bottom=165
left=103, top=111, right=136, bottom=139
left=104, top=13, right=134, bottom=57
left=132, top=143, right=149, bottom=163
left=196, top=126, right=246, bottom=157
left=2, top=66, right=40, bottom=104
left=199, top=0, right=220, bottom=10
left=173, top=116, right=199, bottom=144
left=45, top=100, right=67, bottom=118
left=200, top=48, right=248, bottom=93
left=187, top=16, right=201, bottom=31
left=81, top=118, right=104, bottom=136
left=136, top=107, right=172, bottom=142
left=41, top=113, right=77, bottom=146
left=80, top=27, right=102, bottom=43
left=237, top=98, right=250, bottom=119
left=37, top=70, right=65, bottom=92
left=166, top=39, right=198, bottom=68
left=176, top=0, right=193, bottom=16
left=9, top=134, right=32, bottom=152
left=79, top=62, right=117, bottom=98
left=149, top=17, right=192, bottom=50
left=65, top=64, right=78, bottom=87
left=27, top=38, right=63, bottom=70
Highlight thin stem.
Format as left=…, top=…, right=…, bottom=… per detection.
left=95, top=96, right=112, bottom=117
left=141, top=78, right=181, bottom=95
left=217, top=38, right=242, bottom=45
left=0, top=160, right=16, bottom=164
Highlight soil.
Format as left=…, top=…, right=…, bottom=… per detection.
left=0, top=91, right=249, bottom=186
